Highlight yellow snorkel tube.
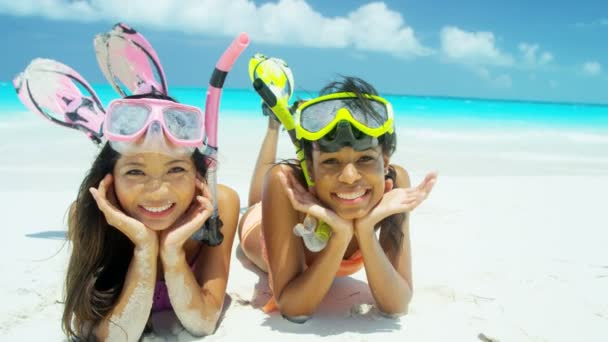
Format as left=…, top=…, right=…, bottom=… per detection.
left=248, top=54, right=314, bottom=187
left=249, top=53, right=331, bottom=252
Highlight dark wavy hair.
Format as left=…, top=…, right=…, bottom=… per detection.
left=62, top=94, right=214, bottom=339
left=291, top=76, right=404, bottom=250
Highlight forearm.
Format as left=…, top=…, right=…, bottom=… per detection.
left=161, top=249, right=221, bottom=336
left=356, top=229, right=412, bottom=315
left=95, top=245, right=157, bottom=341
left=248, top=125, right=279, bottom=205
left=277, top=232, right=351, bottom=318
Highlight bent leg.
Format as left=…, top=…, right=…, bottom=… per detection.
left=237, top=203, right=268, bottom=272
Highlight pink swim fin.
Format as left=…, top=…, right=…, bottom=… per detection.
left=13, top=58, right=106, bottom=144
left=94, top=22, right=168, bottom=97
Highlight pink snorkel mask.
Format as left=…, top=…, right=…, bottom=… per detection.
left=104, top=96, right=205, bottom=156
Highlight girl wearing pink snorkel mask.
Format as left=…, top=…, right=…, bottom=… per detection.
left=14, top=23, right=247, bottom=339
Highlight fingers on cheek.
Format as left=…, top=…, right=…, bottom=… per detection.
left=197, top=196, right=212, bottom=208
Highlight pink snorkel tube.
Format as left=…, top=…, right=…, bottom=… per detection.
left=193, top=32, right=249, bottom=244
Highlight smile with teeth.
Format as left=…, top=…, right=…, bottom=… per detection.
left=335, top=189, right=367, bottom=200
left=141, top=203, right=174, bottom=213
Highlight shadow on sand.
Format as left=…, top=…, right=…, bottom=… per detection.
left=25, top=230, right=67, bottom=240
left=144, top=294, right=233, bottom=341
left=234, top=245, right=402, bottom=337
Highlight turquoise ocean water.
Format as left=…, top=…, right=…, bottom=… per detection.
left=2, top=80, right=608, bottom=179
left=2, top=81, right=608, bottom=133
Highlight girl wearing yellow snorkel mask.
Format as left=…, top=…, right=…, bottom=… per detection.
left=239, top=73, right=437, bottom=322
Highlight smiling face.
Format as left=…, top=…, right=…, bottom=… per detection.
left=113, top=152, right=197, bottom=231
left=310, top=146, right=388, bottom=220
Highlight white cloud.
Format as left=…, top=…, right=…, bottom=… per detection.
left=0, top=0, right=432, bottom=58
left=518, top=43, right=553, bottom=66
left=440, top=26, right=513, bottom=66
left=574, top=18, right=608, bottom=28
left=438, top=26, right=516, bottom=88
left=346, top=3, right=433, bottom=57
left=474, top=67, right=512, bottom=88
left=493, top=74, right=512, bottom=88
left=582, top=61, right=602, bottom=76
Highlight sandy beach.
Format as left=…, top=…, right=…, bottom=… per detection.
left=1, top=113, right=607, bottom=341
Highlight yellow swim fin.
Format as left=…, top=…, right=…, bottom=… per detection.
left=249, top=53, right=295, bottom=130
left=249, top=53, right=314, bottom=186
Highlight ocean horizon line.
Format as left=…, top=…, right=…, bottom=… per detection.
left=2, top=80, right=608, bottom=108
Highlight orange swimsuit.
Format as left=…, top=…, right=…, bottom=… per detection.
left=260, top=250, right=364, bottom=313
left=240, top=203, right=365, bottom=313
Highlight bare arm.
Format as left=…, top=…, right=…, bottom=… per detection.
left=356, top=218, right=413, bottom=315
left=95, top=245, right=158, bottom=341
left=354, top=166, right=436, bottom=315
left=89, top=175, right=159, bottom=341
left=262, top=166, right=353, bottom=319
left=248, top=116, right=281, bottom=205
left=161, top=184, right=240, bottom=336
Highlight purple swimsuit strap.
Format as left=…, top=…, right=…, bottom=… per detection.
left=152, top=245, right=203, bottom=312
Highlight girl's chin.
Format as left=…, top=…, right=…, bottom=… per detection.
left=334, top=207, right=372, bottom=220
left=146, top=224, right=171, bottom=231
left=137, top=218, right=174, bottom=231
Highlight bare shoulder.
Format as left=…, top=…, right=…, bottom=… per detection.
left=390, top=164, right=411, bottom=188
left=217, top=184, right=239, bottom=205
left=216, top=184, right=240, bottom=234
left=262, top=164, right=301, bottom=231
left=263, top=164, right=301, bottom=198
left=265, top=164, right=295, bottom=187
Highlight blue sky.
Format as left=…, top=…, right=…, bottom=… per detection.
left=1, top=0, right=607, bottom=104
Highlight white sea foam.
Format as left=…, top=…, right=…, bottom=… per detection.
left=400, top=127, right=608, bottom=145
left=497, top=151, right=608, bottom=164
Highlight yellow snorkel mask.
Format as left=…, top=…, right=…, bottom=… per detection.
left=295, top=92, right=394, bottom=153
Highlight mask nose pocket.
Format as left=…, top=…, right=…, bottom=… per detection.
left=149, top=121, right=162, bottom=134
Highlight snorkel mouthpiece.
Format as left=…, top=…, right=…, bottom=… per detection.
left=314, top=120, right=378, bottom=153
left=193, top=216, right=224, bottom=246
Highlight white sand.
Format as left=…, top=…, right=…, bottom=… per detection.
left=1, top=114, right=607, bottom=341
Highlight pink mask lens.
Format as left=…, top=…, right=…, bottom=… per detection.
left=104, top=98, right=204, bottom=147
